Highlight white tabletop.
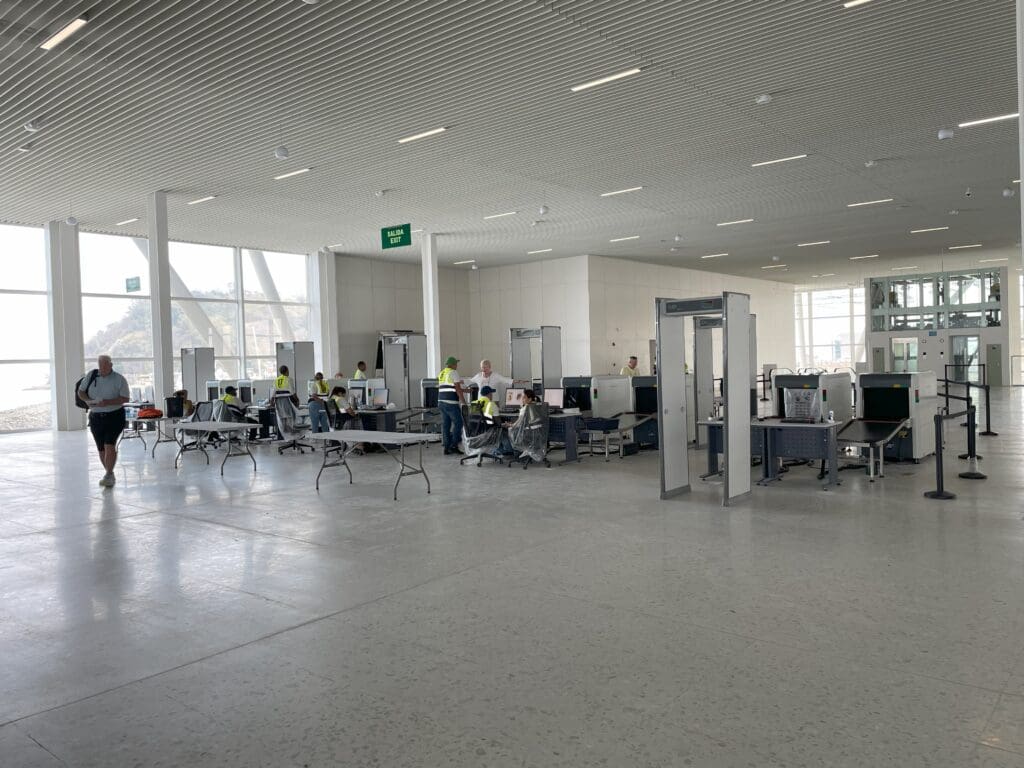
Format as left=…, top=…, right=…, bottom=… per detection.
left=176, top=421, right=251, bottom=432
left=305, top=430, right=441, bottom=445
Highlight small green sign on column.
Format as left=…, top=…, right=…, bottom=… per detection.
left=125, top=276, right=141, bottom=293
left=381, top=223, right=412, bottom=249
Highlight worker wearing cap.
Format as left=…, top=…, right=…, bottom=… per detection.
left=437, top=355, right=467, bottom=455
left=476, top=385, right=500, bottom=426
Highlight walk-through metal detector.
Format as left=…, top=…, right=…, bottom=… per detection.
left=381, top=332, right=429, bottom=409
left=656, top=293, right=751, bottom=504
left=510, top=326, right=562, bottom=390
left=693, top=315, right=757, bottom=446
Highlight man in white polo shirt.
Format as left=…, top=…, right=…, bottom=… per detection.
left=78, top=354, right=131, bottom=488
left=469, top=359, right=515, bottom=403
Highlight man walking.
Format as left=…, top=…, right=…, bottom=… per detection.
left=78, top=354, right=130, bottom=487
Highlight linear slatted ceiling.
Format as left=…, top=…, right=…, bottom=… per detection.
left=0, top=0, right=1017, bottom=283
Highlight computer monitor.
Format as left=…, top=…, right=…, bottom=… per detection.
left=371, top=389, right=389, bottom=407
left=542, top=388, right=564, bottom=408
left=349, top=388, right=365, bottom=407
left=505, top=387, right=524, bottom=407
left=205, top=380, right=220, bottom=401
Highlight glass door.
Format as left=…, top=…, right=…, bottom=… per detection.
left=891, top=337, right=919, bottom=373
left=950, top=335, right=980, bottom=383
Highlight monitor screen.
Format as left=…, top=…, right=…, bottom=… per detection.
left=371, top=389, right=389, bottom=407
left=543, top=388, right=564, bottom=408
left=505, top=387, right=524, bottom=406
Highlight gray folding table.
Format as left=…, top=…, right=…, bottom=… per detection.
left=306, top=429, right=441, bottom=499
left=173, top=421, right=256, bottom=475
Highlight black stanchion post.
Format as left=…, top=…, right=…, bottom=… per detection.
left=960, top=381, right=971, bottom=427
left=959, top=406, right=987, bottom=480
left=925, top=413, right=956, bottom=500
left=958, top=395, right=982, bottom=460
left=980, top=384, right=998, bottom=437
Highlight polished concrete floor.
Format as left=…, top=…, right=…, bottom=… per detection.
left=2, top=392, right=1024, bottom=767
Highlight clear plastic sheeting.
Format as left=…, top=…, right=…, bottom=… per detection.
left=509, top=403, right=549, bottom=462
left=462, top=424, right=503, bottom=458
left=783, top=388, right=822, bottom=422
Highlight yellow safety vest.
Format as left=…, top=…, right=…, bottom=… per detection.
left=314, top=380, right=329, bottom=394
left=275, top=375, right=290, bottom=390
left=476, top=397, right=498, bottom=423
left=438, top=367, right=458, bottom=400
left=353, top=369, right=366, bottom=380
left=220, top=393, right=238, bottom=406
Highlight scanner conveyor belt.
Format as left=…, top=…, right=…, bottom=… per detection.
left=837, top=419, right=908, bottom=445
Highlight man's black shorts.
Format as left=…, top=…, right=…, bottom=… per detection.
left=89, top=410, right=126, bottom=450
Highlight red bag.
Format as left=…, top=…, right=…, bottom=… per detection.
left=138, top=408, right=164, bottom=419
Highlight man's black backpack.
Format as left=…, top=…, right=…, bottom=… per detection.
left=74, top=369, right=99, bottom=409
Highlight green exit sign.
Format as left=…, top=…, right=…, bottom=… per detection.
left=125, top=276, right=141, bottom=293
left=381, top=223, right=411, bottom=249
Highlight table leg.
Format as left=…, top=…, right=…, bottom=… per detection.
left=878, top=444, right=885, bottom=478
left=868, top=445, right=875, bottom=482
left=315, top=440, right=354, bottom=491
left=826, top=429, right=839, bottom=489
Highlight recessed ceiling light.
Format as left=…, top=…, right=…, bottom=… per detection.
left=187, top=196, right=216, bottom=205
left=527, top=248, right=553, bottom=255
left=979, top=258, right=1009, bottom=263
left=847, top=198, right=893, bottom=207
left=15, top=143, right=33, bottom=152
left=483, top=211, right=518, bottom=220
left=452, top=259, right=476, bottom=265
left=599, top=186, right=644, bottom=197
left=328, top=242, right=345, bottom=248
left=40, top=17, right=87, bottom=50
left=958, top=113, right=1019, bottom=128
left=891, top=266, right=919, bottom=271
left=750, top=154, right=807, bottom=167
left=397, top=127, right=447, bottom=144
left=717, top=218, right=754, bottom=227
left=609, top=235, right=640, bottom=242
left=570, top=67, right=642, bottom=92
left=1014, top=179, right=1021, bottom=184
left=115, top=218, right=139, bottom=226
left=411, top=228, right=424, bottom=233
left=814, top=273, right=837, bottom=277
left=842, top=0, right=875, bottom=7
left=910, top=227, right=949, bottom=233
left=948, top=243, right=983, bottom=250
left=849, top=254, right=879, bottom=260
left=797, top=240, right=831, bottom=247
left=701, top=253, right=728, bottom=259
left=762, top=264, right=787, bottom=269
left=273, top=167, right=311, bottom=180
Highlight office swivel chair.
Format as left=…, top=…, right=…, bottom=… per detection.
left=507, top=402, right=551, bottom=469
left=179, top=401, right=219, bottom=453
left=460, top=402, right=504, bottom=466
left=273, top=394, right=314, bottom=454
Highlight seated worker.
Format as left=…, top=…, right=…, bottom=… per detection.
left=619, top=356, right=640, bottom=377
left=275, top=365, right=299, bottom=406
left=329, top=386, right=360, bottom=429
left=307, top=372, right=331, bottom=433
left=353, top=361, right=368, bottom=380
left=219, top=386, right=258, bottom=438
left=172, top=389, right=195, bottom=417
left=477, top=386, right=513, bottom=456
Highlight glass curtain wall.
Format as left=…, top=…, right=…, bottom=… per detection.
left=241, top=249, right=310, bottom=379
left=0, top=225, right=52, bottom=432
left=79, top=232, right=155, bottom=392
left=794, top=286, right=866, bottom=371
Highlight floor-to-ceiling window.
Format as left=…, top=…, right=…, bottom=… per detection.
left=79, top=232, right=155, bottom=396
left=241, top=249, right=311, bottom=379
left=0, top=225, right=52, bottom=432
left=794, top=286, right=866, bottom=371
left=169, top=241, right=241, bottom=385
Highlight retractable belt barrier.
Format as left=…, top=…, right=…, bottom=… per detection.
left=924, top=404, right=986, bottom=501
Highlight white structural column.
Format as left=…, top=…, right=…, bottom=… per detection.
left=310, top=248, right=340, bottom=376
left=45, top=220, right=85, bottom=431
left=421, top=233, right=441, bottom=373
left=147, top=191, right=174, bottom=402
left=1018, top=0, right=1024, bottom=277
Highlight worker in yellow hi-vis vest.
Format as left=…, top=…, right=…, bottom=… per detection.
left=437, top=356, right=467, bottom=455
